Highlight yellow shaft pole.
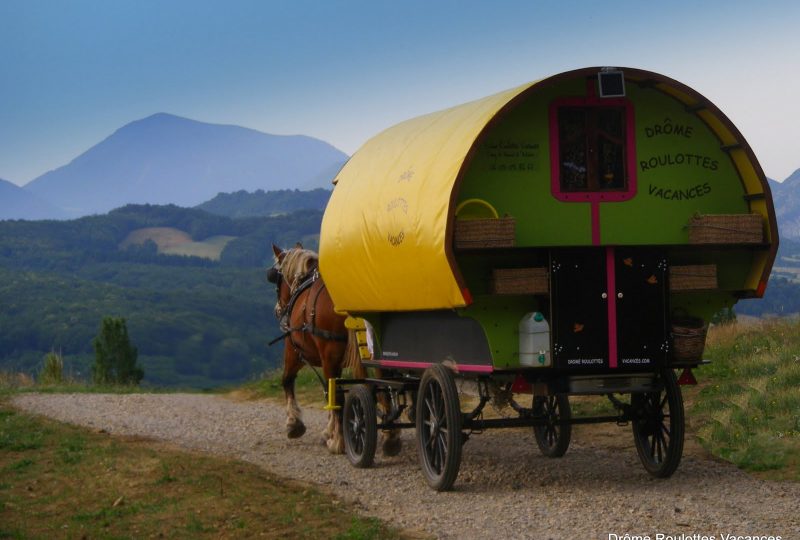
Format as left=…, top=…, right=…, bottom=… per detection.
left=324, top=377, right=341, bottom=410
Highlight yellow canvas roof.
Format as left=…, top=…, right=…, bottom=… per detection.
left=319, top=67, right=777, bottom=312
left=320, top=81, right=536, bottom=312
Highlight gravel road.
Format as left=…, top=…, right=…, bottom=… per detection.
left=11, top=393, right=799, bottom=539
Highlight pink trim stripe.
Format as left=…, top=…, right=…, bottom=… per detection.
left=606, top=247, right=618, bottom=368
left=377, top=360, right=494, bottom=374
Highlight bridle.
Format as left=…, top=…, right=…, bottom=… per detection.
left=266, top=249, right=347, bottom=346
left=266, top=249, right=319, bottom=335
left=267, top=250, right=317, bottom=322
left=266, top=263, right=285, bottom=319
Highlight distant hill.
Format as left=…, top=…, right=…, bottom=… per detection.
left=770, top=168, right=800, bottom=239
left=197, top=188, right=331, bottom=218
left=25, top=113, right=348, bottom=217
left=0, top=178, right=66, bottom=220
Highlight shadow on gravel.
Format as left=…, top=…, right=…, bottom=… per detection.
left=342, top=423, right=749, bottom=495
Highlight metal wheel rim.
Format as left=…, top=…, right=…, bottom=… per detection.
left=347, top=397, right=367, bottom=456
left=420, top=378, right=449, bottom=477
left=538, top=396, right=561, bottom=449
left=636, top=390, right=671, bottom=465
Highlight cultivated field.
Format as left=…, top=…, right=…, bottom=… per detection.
left=119, top=227, right=236, bottom=261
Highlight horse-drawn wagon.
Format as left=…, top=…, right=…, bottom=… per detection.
left=271, top=67, right=777, bottom=491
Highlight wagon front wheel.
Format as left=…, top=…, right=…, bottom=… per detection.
left=532, top=394, right=572, bottom=458
left=343, top=384, right=377, bottom=468
left=416, top=364, right=463, bottom=491
left=631, top=369, right=684, bottom=478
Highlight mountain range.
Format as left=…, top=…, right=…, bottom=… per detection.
left=0, top=178, right=67, bottom=220
left=2, top=113, right=799, bottom=240
left=768, top=169, right=800, bottom=239
left=16, top=113, right=347, bottom=218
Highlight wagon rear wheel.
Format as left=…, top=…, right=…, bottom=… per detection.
left=532, top=394, right=572, bottom=458
left=343, top=384, right=377, bottom=468
left=416, top=364, right=463, bottom=491
left=631, top=369, right=684, bottom=478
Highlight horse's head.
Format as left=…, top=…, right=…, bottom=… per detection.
left=267, top=244, right=289, bottom=315
left=268, top=243, right=318, bottom=320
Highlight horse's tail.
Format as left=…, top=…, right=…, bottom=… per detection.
left=344, top=328, right=367, bottom=379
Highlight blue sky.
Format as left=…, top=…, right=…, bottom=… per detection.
left=1, top=0, right=798, bottom=185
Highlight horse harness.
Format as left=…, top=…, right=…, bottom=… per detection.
left=269, top=266, right=348, bottom=348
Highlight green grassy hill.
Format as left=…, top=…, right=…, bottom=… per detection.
left=0, top=202, right=324, bottom=387
left=4, top=192, right=800, bottom=389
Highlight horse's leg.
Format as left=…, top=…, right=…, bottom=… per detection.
left=321, top=406, right=335, bottom=445
left=324, top=408, right=343, bottom=454
left=282, top=346, right=306, bottom=439
left=375, top=369, right=403, bottom=457
left=321, top=344, right=345, bottom=455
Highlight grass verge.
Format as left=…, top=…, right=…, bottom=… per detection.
left=0, top=401, right=411, bottom=539
left=244, top=368, right=334, bottom=406
left=691, top=319, right=800, bottom=480
left=0, top=370, right=216, bottom=398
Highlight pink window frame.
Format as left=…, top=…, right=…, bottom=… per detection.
left=548, top=96, right=637, bottom=203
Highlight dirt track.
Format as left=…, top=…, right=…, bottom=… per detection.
left=11, top=393, right=800, bottom=539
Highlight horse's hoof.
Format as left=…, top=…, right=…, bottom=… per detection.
left=327, top=437, right=344, bottom=455
left=382, top=436, right=403, bottom=457
left=286, top=422, right=306, bottom=439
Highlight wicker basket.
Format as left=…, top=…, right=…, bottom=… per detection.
left=671, top=316, right=708, bottom=363
left=454, top=217, right=515, bottom=249
left=669, top=265, right=718, bottom=291
left=688, top=214, right=763, bottom=244
left=490, top=267, right=549, bottom=295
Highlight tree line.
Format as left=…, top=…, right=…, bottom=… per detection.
left=2, top=196, right=799, bottom=387
left=197, top=188, right=331, bottom=219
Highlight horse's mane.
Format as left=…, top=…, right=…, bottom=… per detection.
left=278, top=248, right=319, bottom=291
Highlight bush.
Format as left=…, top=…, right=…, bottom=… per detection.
left=39, top=350, right=64, bottom=384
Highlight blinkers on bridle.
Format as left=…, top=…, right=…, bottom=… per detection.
left=267, top=264, right=281, bottom=289
left=266, top=261, right=285, bottom=320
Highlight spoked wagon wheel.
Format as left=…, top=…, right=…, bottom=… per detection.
left=532, top=394, right=572, bottom=458
left=631, top=368, right=684, bottom=478
left=416, top=364, right=463, bottom=491
left=343, top=384, right=378, bottom=468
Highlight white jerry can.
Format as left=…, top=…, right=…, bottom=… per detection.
left=519, top=312, right=551, bottom=367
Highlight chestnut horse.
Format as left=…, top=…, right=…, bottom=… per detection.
left=267, top=244, right=401, bottom=455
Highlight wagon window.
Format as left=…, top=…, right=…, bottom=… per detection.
left=557, top=106, right=627, bottom=192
